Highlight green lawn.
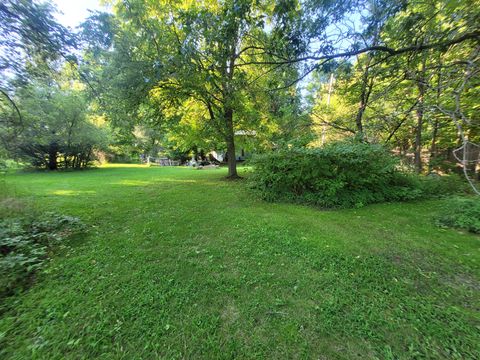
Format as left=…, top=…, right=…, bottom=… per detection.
left=1, top=165, right=479, bottom=359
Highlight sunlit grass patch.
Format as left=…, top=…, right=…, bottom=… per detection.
left=51, top=189, right=97, bottom=196
left=100, top=163, right=148, bottom=168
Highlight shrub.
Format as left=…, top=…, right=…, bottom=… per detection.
left=419, top=173, right=470, bottom=197
left=249, top=140, right=424, bottom=208
left=435, top=197, right=480, bottom=234
left=0, top=213, right=86, bottom=297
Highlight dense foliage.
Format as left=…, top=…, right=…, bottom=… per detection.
left=0, top=213, right=86, bottom=298
left=80, top=0, right=309, bottom=177
left=435, top=197, right=480, bottom=233
left=0, top=0, right=74, bottom=86
left=309, top=0, right=480, bottom=180
left=250, top=140, right=427, bottom=208
left=0, top=1, right=108, bottom=170
left=3, top=81, right=109, bottom=170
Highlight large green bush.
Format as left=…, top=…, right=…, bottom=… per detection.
left=419, top=173, right=470, bottom=196
left=249, top=141, right=424, bottom=208
left=435, top=197, right=480, bottom=234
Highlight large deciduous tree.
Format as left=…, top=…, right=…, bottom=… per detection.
left=0, top=0, right=76, bottom=158
left=82, top=0, right=310, bottom=177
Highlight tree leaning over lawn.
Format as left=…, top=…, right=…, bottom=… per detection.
left=83, top=0, right=314, bottom=177
left=0, top=0, right=76, bottom=159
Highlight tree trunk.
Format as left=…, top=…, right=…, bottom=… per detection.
left=414, top=58, right=427, bottom=173
left=429, top=57, right=442, bottom=173
left=414, top=102, right=424, bottom=173
left=355, top=103, right=365, bottom=136
left=48, top=142, right=58, bottom=170
left=355, top=66, right=369, bottom=136
left=428, top=118, right=439, bottom=172
left=355, top=35, right=377, bottom=139
left=224, top=107, right=238, bottom=178
left=415, top=88, right=425, bottom=173
left=355, top=64, right=375, bottom=139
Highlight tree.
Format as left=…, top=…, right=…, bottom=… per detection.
left=0, top=0, right=74, bottom=97
left=308, top=0, right=480, bottom=180
left=0, top=0, right=76, bottom=159
left=3, top=78, right=109, bottom=170
left=81, top=0, right=312, bottom=177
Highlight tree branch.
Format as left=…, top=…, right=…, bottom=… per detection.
left=235, top=30, right=480, bottom=68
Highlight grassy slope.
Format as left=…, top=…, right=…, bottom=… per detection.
left=0, top=165, right=479, bottom=359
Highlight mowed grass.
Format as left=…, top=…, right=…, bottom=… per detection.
left=0, top=165, right=479, bottom=359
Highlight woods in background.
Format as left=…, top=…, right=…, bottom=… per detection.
left=0, top=0, right=478, bottom=179
left=310, top=0, right=479, bottom=177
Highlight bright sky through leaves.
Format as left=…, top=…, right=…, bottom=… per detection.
left=51, top=0, right=106, bottom=28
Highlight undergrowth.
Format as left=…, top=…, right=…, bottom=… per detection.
left=1, top=213, right=86, bottom=299
left=435, top=197, right=480, bottom=233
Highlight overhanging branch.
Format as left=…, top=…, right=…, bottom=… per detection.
left=235, top=30, right=480, bottom=68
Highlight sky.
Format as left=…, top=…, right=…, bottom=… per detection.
left=51, top=0, right=108, bottom=28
